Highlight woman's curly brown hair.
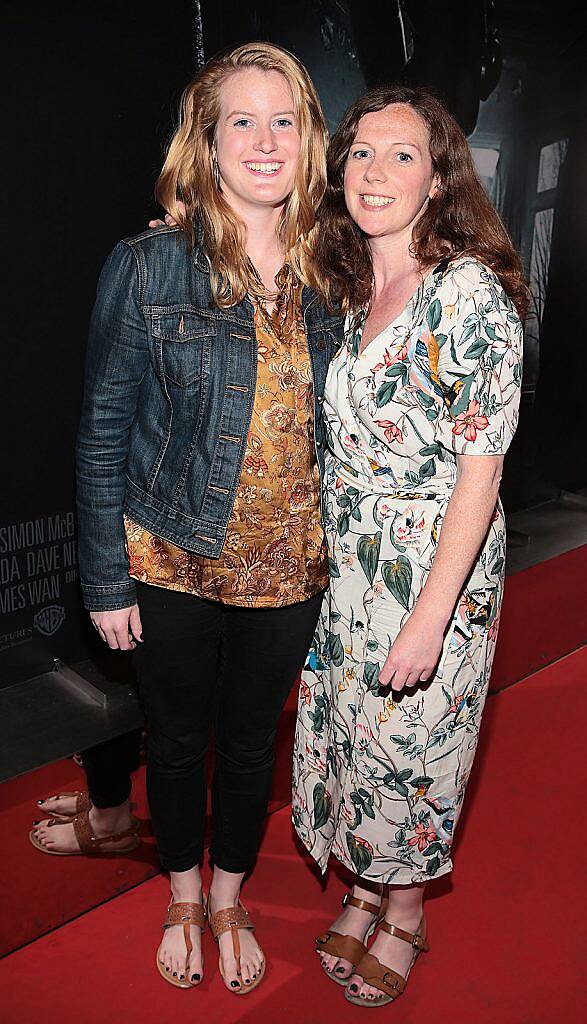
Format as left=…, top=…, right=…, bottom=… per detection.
left=309, top=85, right=528, bottom=319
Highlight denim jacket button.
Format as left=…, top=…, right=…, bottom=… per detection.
left=316, top=338, right=326, bottom=352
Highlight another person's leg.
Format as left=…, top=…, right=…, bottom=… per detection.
left=134, top=582, right=222, bottom=985
left=83, top=727, right=142, bottom=809
left=209, top=591, right=324, bottom=991
left=32, top=728, right=142, bottom=853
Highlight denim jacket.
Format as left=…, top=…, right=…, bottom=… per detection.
left=76, top=226, right=344, bottom=611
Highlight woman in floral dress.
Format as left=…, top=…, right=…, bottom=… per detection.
left=293, top=86, right=527, bottom=1006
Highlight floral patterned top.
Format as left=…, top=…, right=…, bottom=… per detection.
left=328, top=256, right=523, bottom=499
left=125, top=266, right=328, bottom=607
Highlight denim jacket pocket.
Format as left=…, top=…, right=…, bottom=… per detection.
left=151, top=309, right=215, bottom=388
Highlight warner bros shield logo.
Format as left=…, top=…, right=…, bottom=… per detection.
left=34, top=605, right=66, bottom=637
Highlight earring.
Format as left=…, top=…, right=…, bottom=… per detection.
left=212, top=156, right=221, bottom=190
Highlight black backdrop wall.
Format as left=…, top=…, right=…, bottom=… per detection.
left=1, top=2, right=195, bottom=686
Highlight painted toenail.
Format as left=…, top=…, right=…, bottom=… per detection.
left=173, top=972, right=177, bottom=977
left=180, top=974, right=184, bottom=980
left=230, top=981, right=239, bottom=988
left=37, top=800, right=44, bottom=805
left=191, top=974, right=200, bottom=982
left=349, top=984, right=358, bottom=993
left=335, top=966, right=345, bottom=974
left=245, top=980, right=251, bottom=985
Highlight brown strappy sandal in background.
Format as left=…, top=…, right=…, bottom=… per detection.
left=156, top=900, right=207, bottom=989
left=345, top=916, right=429, bottom=1007
left=209, top=903, right=266, bottom=994
left=316, top=893, right=388, bottom=986
left=28, top=809, right=140, bottom=856
left=36, top=790, right=91, bottom=820
left=34, top=791, right=140, bottom=829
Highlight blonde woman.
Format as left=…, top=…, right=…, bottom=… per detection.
left=70, top=43, right=343, bottom=993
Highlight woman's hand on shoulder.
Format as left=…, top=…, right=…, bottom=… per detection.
left=148, top=213, right=178, bottom=228
left=90, top=605, right=143, bottom=651
left=378, top=608, right=445, bottom=693
left=148, top=200, right=185, bottom=229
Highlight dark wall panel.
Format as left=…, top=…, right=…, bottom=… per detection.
left=535, top=37, right=587, bottom=490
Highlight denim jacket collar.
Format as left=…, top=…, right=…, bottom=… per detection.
left=192, top=220, right=210, bottom=274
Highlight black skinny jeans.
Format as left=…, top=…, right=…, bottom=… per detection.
left=133, top=581, right=323, bottom=874
left=82, top=728, right=142, bottom=809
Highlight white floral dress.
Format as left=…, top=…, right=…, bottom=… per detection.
left=292, top=257, right=523, bottom=883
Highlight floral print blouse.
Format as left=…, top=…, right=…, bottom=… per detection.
left=331, top=257, right=523, bottom=498
left=125, top=267, right=328, bottom=607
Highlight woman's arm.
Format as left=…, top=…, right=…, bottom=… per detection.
left=379, top=260, right=522, bottom=692
left=378, top=453, right=502, bottom=691
left=76, top=241, right=149, bottom=642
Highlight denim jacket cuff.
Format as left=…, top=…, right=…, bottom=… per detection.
left=81, top=579, right=138, bottom=612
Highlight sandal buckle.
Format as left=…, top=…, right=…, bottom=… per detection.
left=382, top=972, right=398, bottom=990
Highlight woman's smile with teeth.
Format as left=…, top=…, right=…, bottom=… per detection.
left=361, top=194, right=395, bottom=207
left=244, top=161, right=283, bottom=174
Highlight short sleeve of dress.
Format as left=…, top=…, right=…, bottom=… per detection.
left=432, top=260, right=523, bottom=456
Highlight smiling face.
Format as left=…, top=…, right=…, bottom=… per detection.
left=343, top=103, right=439, bottom=241
left=214, top=67, right=301, bottom=219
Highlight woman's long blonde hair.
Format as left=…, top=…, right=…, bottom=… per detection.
left=155, top=42, right=328, bottom=308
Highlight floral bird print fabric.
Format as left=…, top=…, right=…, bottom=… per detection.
left=292, top=258, right=523, bottom=882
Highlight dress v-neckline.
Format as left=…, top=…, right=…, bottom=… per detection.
left=354, top=264, right=438, bottom=359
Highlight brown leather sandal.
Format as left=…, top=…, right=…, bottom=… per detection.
left=36, top=790, right=91, bottom=820
left=316, top=893, right=388, bottom=986
left=35, top=791, right=140, bottom=828
left=344, top=916, right=429, bottom=1006
left=28, top=809, right=140, bottom=856
left=156, top=900, right=207, bottom=989
left=209, top=903, right=266, bottom=994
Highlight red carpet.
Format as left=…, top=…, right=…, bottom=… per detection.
left=0, top=758, right=158, bottom=959
left=1, top=646, right=584, bottom=1024
left=2, top=543, right=585, bottom=959
left=490, top=543, right=587, bottom=690
left=0, top=707, right=296, bottom=957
